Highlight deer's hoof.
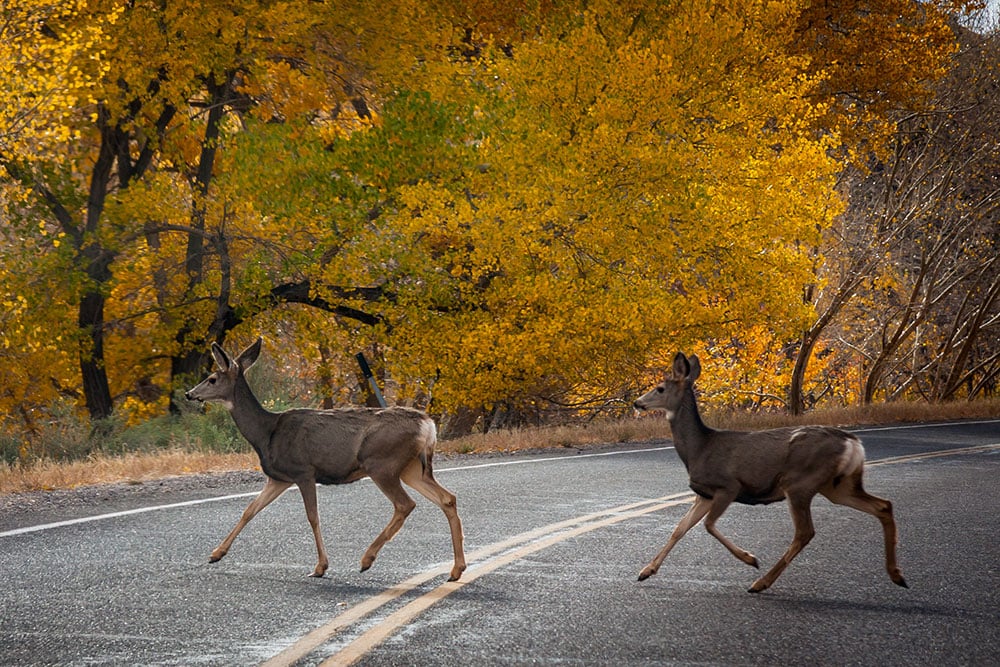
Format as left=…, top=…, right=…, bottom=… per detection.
left=359, top=552, right=377, bottom=573
left=893, top=575, right=909, bottom=589
left=749, top=556, right=760, bottom=569
left=308, top=571, right=326, bottom=578
left=748, top=580, right=768, bottom=593
left=637, top=568, right=654, bottom=582
left=208, top=552, right=225, bottom=563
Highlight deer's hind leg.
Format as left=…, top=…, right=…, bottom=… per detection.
left=401, top=460, right=466, bottom=581
left=821, top=472, right=907, bottom=588
left=296, top=480, right=330, bottom=577
left=360, top=472, right=417, bottom=573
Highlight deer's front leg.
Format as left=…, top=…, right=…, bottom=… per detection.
left=211, top=478, right=291, bottom=563
left=638, top=496, right=711, bottom=581
left=749, top=496, right=815, bottom=593
left=296, top=481, right=329, bottom=578
left=703, top=492, right=758, bottom=568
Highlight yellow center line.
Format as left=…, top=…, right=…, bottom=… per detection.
left=264, top=443, right=999, bottom=666
left=258, top=573, right=439, bottom=667
left=321, top=495, right=696, bottom=667
left=867, top=443, right=1000, bottom=467
left=261, top=492, right=694, bottom=667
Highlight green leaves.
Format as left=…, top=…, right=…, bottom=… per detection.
left=0, top=0, right=973, bottom=433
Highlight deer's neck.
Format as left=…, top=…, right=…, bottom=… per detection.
left=228, top=379, right=280, bottom=453
left=668, top=388, right=714, bottom=467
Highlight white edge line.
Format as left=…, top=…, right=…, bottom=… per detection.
left=0, top=446, right=673, bottom=539
left=0, top=492, right=259, bottom=538
left=4, top=417, right=997, bottom=538
left=852, top=418, right=1000, bottom=433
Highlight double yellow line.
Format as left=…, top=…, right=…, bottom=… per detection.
left=263, top=443, right=1000, bottom=666
left=262, top=491, right=696, bottom=667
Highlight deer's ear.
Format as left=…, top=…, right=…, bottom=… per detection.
left=687, top=354, right=701, bottom=382
left=672, top=352, right=690, bottom=379
left=211, top=342, right=234, bottom=371
left=236, top=337, right=263, bottom=371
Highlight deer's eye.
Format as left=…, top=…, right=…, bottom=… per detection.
left=209, top=377, right=217, bottom=385
left=656, top=386, right=664, bottom=393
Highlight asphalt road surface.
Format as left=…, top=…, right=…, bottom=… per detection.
left=1, top=419, right=998, bottom=666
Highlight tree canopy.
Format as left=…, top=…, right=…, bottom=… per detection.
left=1, top=0, right=992, bottom=443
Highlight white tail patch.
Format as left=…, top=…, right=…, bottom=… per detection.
left=836, top=436, right=866, bottom=478
left=419, top=417, right=437, bottom=449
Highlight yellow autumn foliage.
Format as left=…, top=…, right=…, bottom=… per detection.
left=0, top=0, right=968, bottom=439
left=361, top=1, right=844, bottom=411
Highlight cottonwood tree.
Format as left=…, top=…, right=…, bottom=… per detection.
left=785, top=0, right=975, bottom=413
left=851, top=28, right=1000, bottom=403
left=0, top=0, right=456, bottom=424
left=1, top=0, right=115, bottom=423
left=362, top=1, right=843, bottom=418
left=1, top=0, right=987, bottom=436
left=98, top=0, right=845, bottom=424
left=788, top=0, right=977, bottom=154
left=791, top=25, right=1000, bottom=410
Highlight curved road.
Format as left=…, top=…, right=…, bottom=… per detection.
left=1, top=420, right=998, bottom=666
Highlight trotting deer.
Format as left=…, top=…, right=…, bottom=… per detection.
left=185, top=338, right=466, bottom=582
left=632, top=352, right=907, bottom=593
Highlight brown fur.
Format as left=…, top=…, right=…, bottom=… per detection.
left=186, top=338, right=466, bottom=581
left=633, top=352, right=906, bottom=592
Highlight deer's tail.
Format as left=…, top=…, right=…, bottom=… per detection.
left=417, top=416, right=437, bottom=476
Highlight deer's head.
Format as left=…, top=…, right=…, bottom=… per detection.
left=633, top=352, right=701, bottom=418
left=185, top=338, right=263, bottom=409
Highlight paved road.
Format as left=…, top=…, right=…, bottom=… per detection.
left=1, top=420, right=998, bottom=666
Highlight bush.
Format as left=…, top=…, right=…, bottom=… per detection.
left=0, top=433, right=22, bottom=466
left=2, top=393, right=253, bottom=467
left=12, top=401, right=97, bottom=463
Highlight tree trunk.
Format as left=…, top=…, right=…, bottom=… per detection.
left=788, top=283, right=856, bottom=415
left=78, top=289, right=113, bottom=421
left=76, top=113, right=118, bottom=421
left=789, top=330, right=819, bottom=415
left=167, top=77, right=230, bottom=412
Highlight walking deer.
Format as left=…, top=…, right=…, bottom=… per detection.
left=185, top=338, right=466, bottom=582
left=632, top=352, right=907, bottom=593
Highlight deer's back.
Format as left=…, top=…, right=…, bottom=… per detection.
left=265, top=406, right=433, bottom=484
left=684, top=428, right=792, bottom=503
left=685, top=426, right=858, bottom=505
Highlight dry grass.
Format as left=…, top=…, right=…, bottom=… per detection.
left=0, top=450, right=258, bottom=496
left=2, top=398, right=997, bottom=496
left=437, top=397, right=1000, bottom=456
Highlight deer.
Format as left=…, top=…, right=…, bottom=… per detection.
left=184, top=338, right=466, bottom=582
left=632, top=352, right=907, bottom=593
